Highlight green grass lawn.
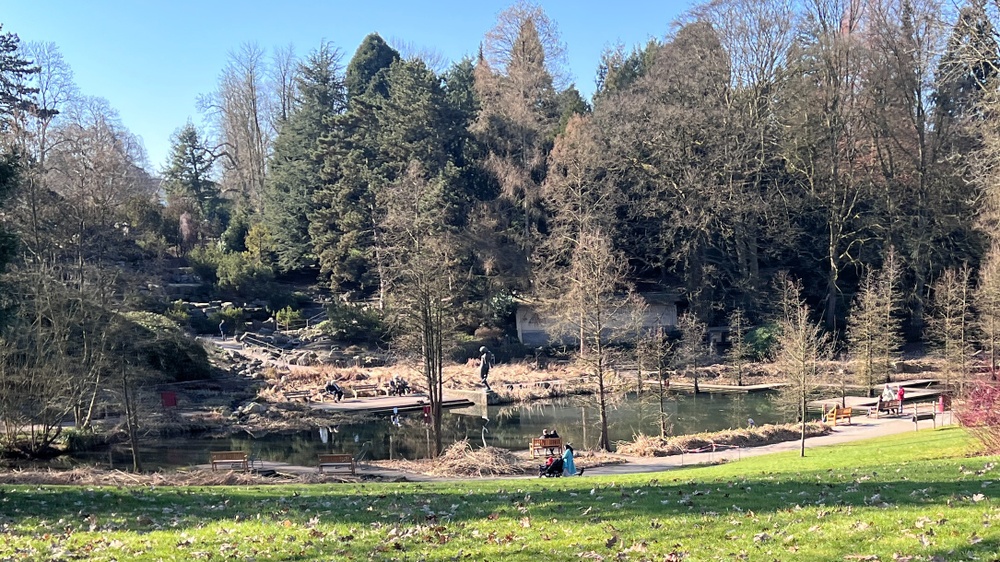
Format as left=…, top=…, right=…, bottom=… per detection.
left=1, top=427, right=997, bottom=561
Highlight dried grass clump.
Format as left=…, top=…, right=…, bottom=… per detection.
left=424, top=439, right=528, bottom=477
left=615, top=422, right=831, bottom=457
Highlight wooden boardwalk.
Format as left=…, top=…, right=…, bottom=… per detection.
left=809, top=388, right=944, bottom=412
left=647, top=380, right=787, bottom=393
left=308, top=393, right=474, bottom=415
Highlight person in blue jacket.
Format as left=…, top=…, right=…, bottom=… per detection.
left=562, top=444, right=583, bottom=476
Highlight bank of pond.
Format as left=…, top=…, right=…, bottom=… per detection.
left=58, top=390, right=792, bottom=470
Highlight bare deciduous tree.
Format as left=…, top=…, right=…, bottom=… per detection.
left=846, top=248, right=903, bottom=395
left=379, top=163, right=464, bottom=457
left=543, top=228, right=642, bottom=451
left=773, top=275, right=829, bottom=457
left=977, top=245, right=1000, bottom=373
left=928, top=265, right=975, bottom=392
left=201, top=42, right=273, bottom=212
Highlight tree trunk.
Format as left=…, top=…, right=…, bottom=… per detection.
left=122, top=368, right=143, bottom=473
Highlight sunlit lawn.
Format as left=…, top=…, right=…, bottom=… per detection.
left=1, top=427, right=997, bottom=561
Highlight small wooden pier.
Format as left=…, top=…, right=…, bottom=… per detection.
left=808, top=387, right=944, bottom=412
left=645, top=380, right=787, bottom=393
left=309, top=393, right=474, bottom=415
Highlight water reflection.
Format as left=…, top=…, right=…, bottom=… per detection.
left=83, top=391, right=785, bottom=470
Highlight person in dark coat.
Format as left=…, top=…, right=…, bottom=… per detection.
left=478, top=346, right=495, bottom=391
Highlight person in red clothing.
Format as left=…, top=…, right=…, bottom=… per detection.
left=896, top=385, right=905, bottom=411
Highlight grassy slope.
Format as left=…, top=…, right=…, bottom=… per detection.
left=1, top=427, right=997, bottom=561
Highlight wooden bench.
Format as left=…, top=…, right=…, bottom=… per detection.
left=348, top=384, right=382, bottom=398
left=911, top=404, right=937, bottom=430
left=282, top=390, right=313, bottom=402
left=317, top=453, right=356, bottom=475
left=529, top=437, right=564, bottom=458
left=867, top=399, right=900, bottom=418
left=824, top=407, right=853, bottom=426
left=210, top=451, right=249, bottom=472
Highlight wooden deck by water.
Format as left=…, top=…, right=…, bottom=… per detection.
left=308, top=393, right=474, bottom=415
left=808, top=387, right=944, bottom=411
left=646, top=380, right=787, bottom=393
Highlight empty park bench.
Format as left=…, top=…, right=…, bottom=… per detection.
left=210, top=451, right=249, bottom=472
left=868, top=399, right=900, bottom=418
left=825, top=406, right=853, bottom=426
left=317, top=453, right=356, bottom=475
left=348, top=384, right=382, bottom=398
left=529, top=437, right=564, bottom=458
left=282, top=390, right=313, bottom=402
left=911, top=404, right=937, bottom=430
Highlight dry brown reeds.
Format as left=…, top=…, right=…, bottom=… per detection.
left=379, top=439, right=529, bottom=477
left=0, top=468, right=302, bottom=486
left=615, top=422, right=831, bottom=457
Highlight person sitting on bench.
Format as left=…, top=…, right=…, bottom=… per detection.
left=388, top=375, right=410, bottom=396
left=324, top=380, right=345, bottom=402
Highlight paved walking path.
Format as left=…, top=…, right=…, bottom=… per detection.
left=585, top=411, right=955, bottom=477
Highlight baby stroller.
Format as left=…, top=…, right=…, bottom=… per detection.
left=539, top=456, right=564, bottom=477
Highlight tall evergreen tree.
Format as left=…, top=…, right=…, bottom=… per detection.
left=0, top=24, right=38, bottom=122
left=344, top=33, right=400, bottom=101
left=162, top=122, right=221, bottom=220
left=313, top=54, right=468, bottom=300
left=263, top=43, right=346, bottom=272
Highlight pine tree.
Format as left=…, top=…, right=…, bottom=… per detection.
left=344, top=33, right=400, bottom=101
left=162, top=122, right=221, bottom=221
left=0, top=24, right=38, bottom=120
left=263, top=43, right=346, bottom=272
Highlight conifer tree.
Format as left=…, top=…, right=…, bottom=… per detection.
left=263, top=43, right=346, bottom=272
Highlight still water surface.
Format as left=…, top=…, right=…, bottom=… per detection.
left=99, top=391, right=788, bottom=470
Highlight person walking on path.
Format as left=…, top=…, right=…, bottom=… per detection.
left=219, top=319, right=227, bottom=341
left=478, top=346, right=495, bottom=392
left=897, top=385, right=905, bottom=412
left=562, top=444, right=583, bottom=476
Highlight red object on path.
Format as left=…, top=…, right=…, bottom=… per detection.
left=161, top=391, right=177, bottom=408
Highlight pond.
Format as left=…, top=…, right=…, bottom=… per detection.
left=85, top=391, right=790, bottom=470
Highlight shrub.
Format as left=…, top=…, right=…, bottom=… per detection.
left=187, top=245, right=223, bottom=284
left=165, top=300, right=190, bottom=328
left=216, top=252, right=273, bottom=298
left=275, top=306, right=302, bottom=330
left=320, top=302, right=387, bottom=345
left=746, top=323, right=779, bottom=361
left=956, top=376, right=1000, bottom=454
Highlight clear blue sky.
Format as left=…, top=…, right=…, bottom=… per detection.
left=2, top=0, right=694, bottom=172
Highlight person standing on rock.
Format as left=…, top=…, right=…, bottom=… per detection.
left=478, top=346, right=495, bottom=392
